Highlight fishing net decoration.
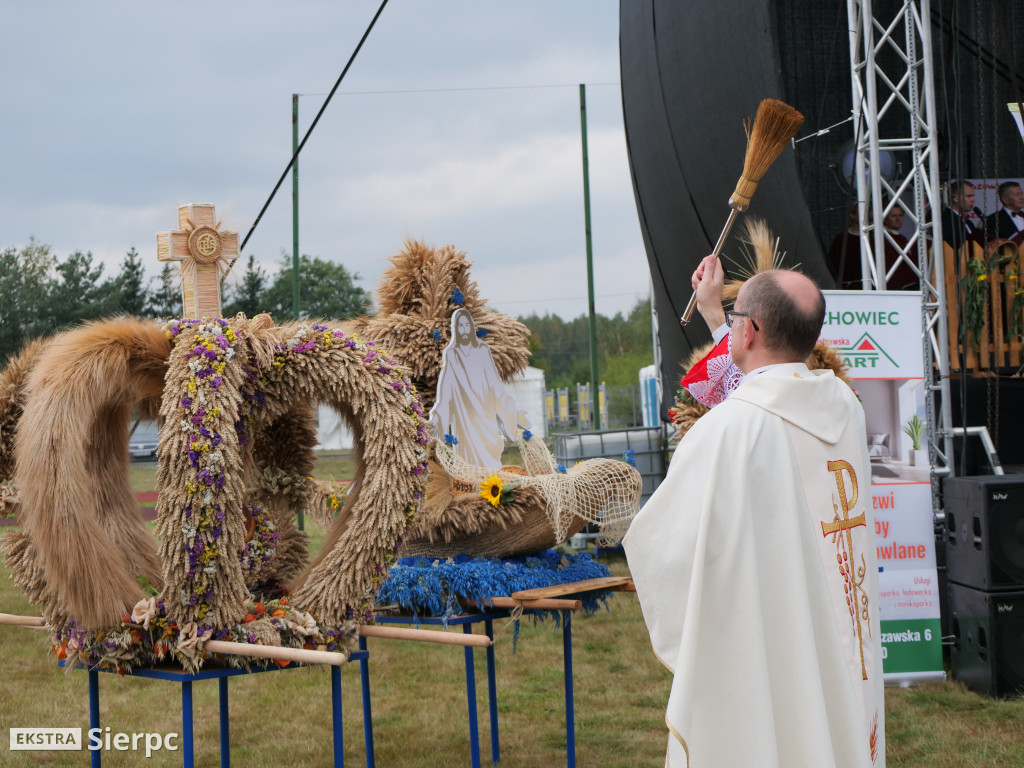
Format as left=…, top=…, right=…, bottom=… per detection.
left=429, top=435, right=640, bottom=548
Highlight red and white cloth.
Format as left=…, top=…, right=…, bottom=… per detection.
left=679, top=333, right=743, bottom=408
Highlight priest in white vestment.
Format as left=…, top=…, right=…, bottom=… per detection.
left=624, top=265, right=884, bottom=767
left=430, top=308, right=523, bottom=469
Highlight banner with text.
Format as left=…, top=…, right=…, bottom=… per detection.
left=821, top=291, right=944, bottom=682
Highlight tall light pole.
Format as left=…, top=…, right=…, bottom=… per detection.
left=579, top=83, right=601, bottom=430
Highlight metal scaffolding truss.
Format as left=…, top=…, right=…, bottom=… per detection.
left=846, top=0, right=955, bottom=517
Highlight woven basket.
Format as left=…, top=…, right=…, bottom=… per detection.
left=400, top=504, right=588, bottom=560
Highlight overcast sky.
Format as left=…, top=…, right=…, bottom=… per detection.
left=1, top=1, right=651, bottom=320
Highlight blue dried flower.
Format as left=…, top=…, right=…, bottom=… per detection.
left=623, top=449, right=637, bottom=467
left=444, top=433, right=458, bottom=447
left=451, top=288, right=465, bottom=305
left=431, top=329, right=442, bottom=341
left=476, top=328, right=488, bottom=339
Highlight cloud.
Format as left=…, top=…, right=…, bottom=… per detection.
left=2, top=0, right=649, bottom=320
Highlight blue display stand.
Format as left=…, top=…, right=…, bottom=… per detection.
left=371, top=609, right=578, bottom=768
left=68, top=648, right=371, bottom=768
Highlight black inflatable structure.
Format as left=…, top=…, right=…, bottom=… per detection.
left=619, top=1, right=1024, bottom=419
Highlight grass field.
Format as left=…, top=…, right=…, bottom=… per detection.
left=3, top=453, right=1024, bottom=765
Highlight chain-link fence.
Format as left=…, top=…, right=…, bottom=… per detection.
left=546, top=383, right=652, bottom=432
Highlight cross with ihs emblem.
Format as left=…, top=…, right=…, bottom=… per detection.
left=157, top=203, right=238, bottom=320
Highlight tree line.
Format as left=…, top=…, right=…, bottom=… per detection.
left=1, top=241, right=654, bottom=409
left=520, top=297, right=654, bottom=391
left=0, top=242, right=370, bottom=364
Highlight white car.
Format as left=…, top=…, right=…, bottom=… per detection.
left=129, top=421, right=160, bottom=460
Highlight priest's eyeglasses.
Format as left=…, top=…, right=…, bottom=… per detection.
left=725, top=311, right=759, bottom=331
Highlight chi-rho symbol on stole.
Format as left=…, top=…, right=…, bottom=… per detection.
left=157, top=203, right=239, bottom=320
left=822, top=459, right=870, bottom=680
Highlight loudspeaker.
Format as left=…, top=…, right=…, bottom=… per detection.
left=943, top=475, right=1024, bottom=590
left=948, top=582, right=1024, bottom=697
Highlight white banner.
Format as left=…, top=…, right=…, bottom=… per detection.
left=821, top=291, right=944, bottom=681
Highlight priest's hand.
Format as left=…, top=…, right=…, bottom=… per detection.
left=691, top=254, right=727, bottom=331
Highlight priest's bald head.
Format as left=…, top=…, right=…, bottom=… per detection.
left=730, top=269, right=825, bottom=374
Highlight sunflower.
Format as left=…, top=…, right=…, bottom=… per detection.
left=480, top=475, right=503, bottom=507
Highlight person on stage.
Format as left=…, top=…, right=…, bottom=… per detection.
left=827, top=202, right=864, bottom=289
left=985, top=181, right=1024, bottom=243
left=625, top=257, right=885, bottom=767
left=880, top=205, right=918, bottom=290
left=940, top=179, right=985, bottom=252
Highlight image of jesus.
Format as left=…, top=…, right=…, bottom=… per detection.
left=429, top=308, right=526, bottom=469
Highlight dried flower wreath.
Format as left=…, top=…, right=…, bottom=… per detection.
left=1, top=314, right=428, bottom=672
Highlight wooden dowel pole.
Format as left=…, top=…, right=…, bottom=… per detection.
left=510, top=576, right=634, bottom=600
left=203, top=639, right=348, bottom=666
left=461, top=597, right=583, bottom=611
left=359, top=625, right=492, bottom=648
left=0, top=613, right=492, bottom=649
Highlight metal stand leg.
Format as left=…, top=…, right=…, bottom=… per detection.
left=331, top=665, right=344, bottom=768
left=358, top=636, right=376, bottom=768
left=484, top=618, right=499, bottom=764
left=219, top=677, right=230, bottom=768
left=562, top=611, right=575, bottom=768
left=88, top=670, right=101, bottom=768
left=182, top=681, right=194, bottom=768
left=463, top=624, right=481, bottom=768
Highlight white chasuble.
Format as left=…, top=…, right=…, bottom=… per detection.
left=623, top=364, right=884, bottom=768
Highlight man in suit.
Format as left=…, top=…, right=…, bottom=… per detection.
left=941, top=179, right=984, bottom=252
left=985, top=181, right=1024, bottom=243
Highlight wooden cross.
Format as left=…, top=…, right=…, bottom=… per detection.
left=156, top=203, right=239, bottom=320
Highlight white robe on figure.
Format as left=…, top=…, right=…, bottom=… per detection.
left=430, top=340, right=520, bottom=470
left=624, top=364, right=884, bottom=768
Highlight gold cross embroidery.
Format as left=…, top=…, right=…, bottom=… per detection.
left=823, top=459, right=870, bottom=680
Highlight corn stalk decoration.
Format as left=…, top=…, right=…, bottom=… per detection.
left=1008, top=262, right=1024, bottom=342
left=960, top=254, right=996, bottom=351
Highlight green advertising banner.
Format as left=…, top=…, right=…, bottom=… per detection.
left=880, top=619, right=944, bottom=674
left=822, top=291, right=945, bottom=684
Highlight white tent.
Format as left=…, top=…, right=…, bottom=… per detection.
left=316, top=404, right=354, bottom=451
left=639, top=364, right=661, bottom=427
left=316, top=364, right=549, bottom=451
left=507, top=365, right=547, bottom=439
